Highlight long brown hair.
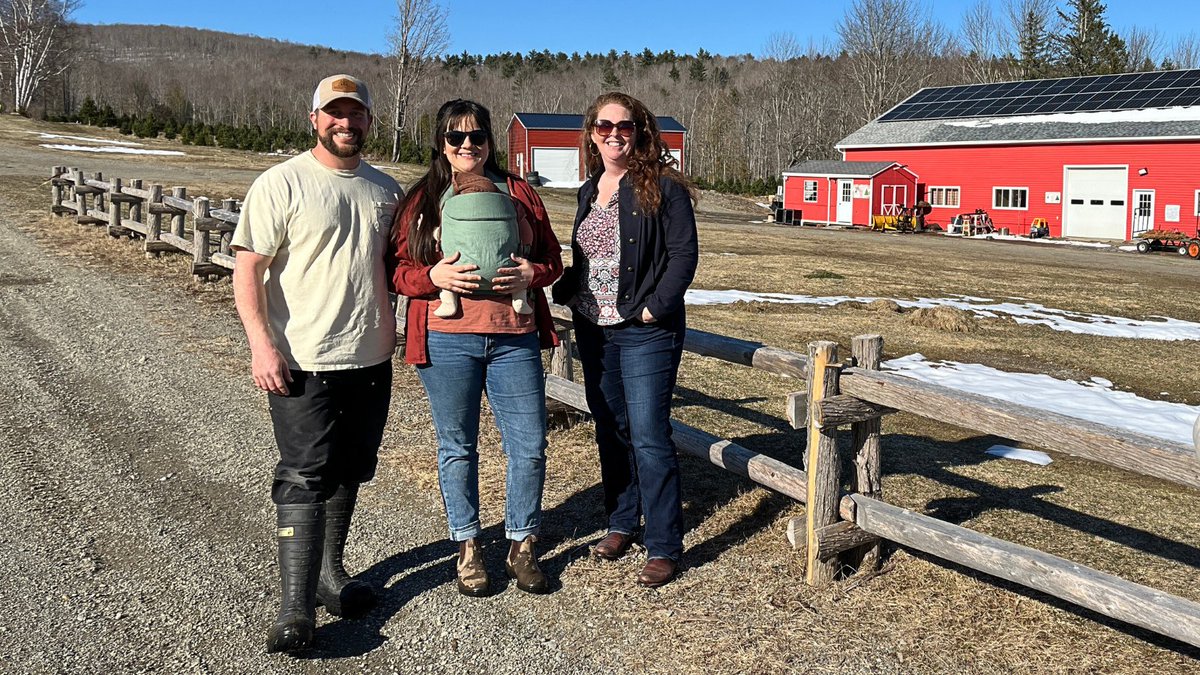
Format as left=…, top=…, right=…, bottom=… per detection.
left=394, top=99, right=515, bottom=265
left=579, top=92, right=697, bottom=213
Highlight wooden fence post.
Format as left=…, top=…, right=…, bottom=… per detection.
left=192, top=196, right=211, bottom=282
left=171, top=187, right=187, bottom=238
left=107, top=177, right=123, bottom=237
left=550, top=325, right=574, bottom=382
left=848, top=334, right=884, bottom=572
left=219, top=198, right=237, bottom=257
left=50, top=166, right=64, bottom=214
left=72, top=168, right=87, bottom=223
left=146, top=184, right=163, bottom=257
left=804, top=340, right=841, bottom=586
left=94, top=172, right=105, bottom=216
left=130, top=179, right=143, bottom=224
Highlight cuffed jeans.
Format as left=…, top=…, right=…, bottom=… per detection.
left=416, top=330, right=547, bottom=542
left=268, top=360, right=392, bottom=505
left=574, top=311, right=686, bottom=562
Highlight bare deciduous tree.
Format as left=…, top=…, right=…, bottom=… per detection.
left=1168, top=32, right=1200, bottom=69
left=1122, top=26, right=1162, bottom=72
left=386, top=0, right=448, bottom=162
left=837, top=0, right=950, bottom=121
left=0, top=0, right=79, bottom=114
left=961, top=0, right=1004, bottom=83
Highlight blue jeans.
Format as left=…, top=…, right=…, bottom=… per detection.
left=574, top=311, right=686, bottom=561
left=416, top=330, right=547, bottom=542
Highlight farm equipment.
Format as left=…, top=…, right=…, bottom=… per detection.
left=949, top=209, right=995, bottom=237
left=870, top=201, right=932, bottom=233
left=1134, top=229, right=1200, bottom=258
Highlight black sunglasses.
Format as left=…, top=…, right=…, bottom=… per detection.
left=445, top=130, right=488, bottom=147
left=593, top=119, right=637, bottom=137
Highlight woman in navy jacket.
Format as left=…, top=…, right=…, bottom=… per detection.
left=553, top=92, right=698, bottom=587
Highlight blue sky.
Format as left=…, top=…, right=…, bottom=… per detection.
left=76, top=1, right=1191, bottom=58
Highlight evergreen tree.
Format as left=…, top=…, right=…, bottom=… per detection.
left=601, top=67, right=621, bottom=89
left=1052, top=0, right=1129, bottom=75
left=1014, top=5, right=1053, bottom=79
left=688, top=59, right=707, bottom=82
left=668, top=64, right=680, bottom=82
left=77, top=97, right=98, bottom=125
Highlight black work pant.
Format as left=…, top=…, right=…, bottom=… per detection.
left=268, top=360, right=392, bottom=505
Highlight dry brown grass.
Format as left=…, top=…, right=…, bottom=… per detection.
left=5, top=114, right=1200, bottom=672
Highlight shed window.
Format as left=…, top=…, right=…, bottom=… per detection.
left=993, top=187, right=1029, bottom=210
left=1194, top=190, right=1200, bottom=216
left=803, top=180, right=817, bottom=202
left=927, top=186, right=960, bottom=208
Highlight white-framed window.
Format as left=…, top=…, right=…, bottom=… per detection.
left=803, top=180, right=818, bottom=202
left=927, top=186, right=960, bottom=208
left=1194, top=190, right=1200, bottom=216
left=993, top=187, right=1029, bottom=210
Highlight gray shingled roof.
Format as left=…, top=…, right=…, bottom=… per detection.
left=782, top=160, right=896, bottom=177
left=837, top=114, right=1200, bottom=149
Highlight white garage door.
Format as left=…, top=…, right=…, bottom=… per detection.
left=1064, top=167, right=1128, bottom=239
left=669, top=149, right=682, bottom=169
left=532, top=147, right=581, bottom=187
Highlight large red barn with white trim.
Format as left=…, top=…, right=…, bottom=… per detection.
left=810, top=69, right=1200, bottom=239
left=507, top=113, right=687, bottom=188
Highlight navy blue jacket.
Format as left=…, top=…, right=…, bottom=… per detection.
left=554, top=172, right=698, bottom=322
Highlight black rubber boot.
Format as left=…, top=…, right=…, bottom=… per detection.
left=266, top=503, right=324, bottom=654
left=316, top=484, right=376, bottom=618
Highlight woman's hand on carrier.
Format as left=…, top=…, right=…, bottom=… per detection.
left=493, top=254, right=533, bottom=293
left=429, top=252, right=480, bottom=293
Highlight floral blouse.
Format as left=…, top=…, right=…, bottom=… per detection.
left=573, top=191, right=622, bottom=325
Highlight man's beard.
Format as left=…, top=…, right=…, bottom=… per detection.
left=318, top=127, right=364, bottom=158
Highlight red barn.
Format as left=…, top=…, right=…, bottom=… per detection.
left=507, top=113, right=687, bottom=188
left=781, top=160, right=918, bottom=226
left=828, top=69, right=1200, bottom=239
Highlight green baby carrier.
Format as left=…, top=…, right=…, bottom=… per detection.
left=438, top=179, right=519, bottom=295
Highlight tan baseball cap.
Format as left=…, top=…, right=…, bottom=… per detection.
left=311, top=74, right=372, bottom=113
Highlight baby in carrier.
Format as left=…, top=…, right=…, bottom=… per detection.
left=434, top=172, right=534, bottom=318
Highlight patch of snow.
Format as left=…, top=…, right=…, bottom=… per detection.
left=1117, top=245, right=1140, bottom=252
left=684, top=289, right=1200, bottom=341
left=30, top=132, right=142, bottom=146
left=40, top=144, right=185, bottom=156
left=984, top=445, right=1053, bottom=466
left=945, top=105, right=1200, bottom=128
left=942, top=231, right=1113, bottom=248
left=884, top=354, right=1199, bottom=445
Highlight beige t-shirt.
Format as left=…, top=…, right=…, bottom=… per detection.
left=232, top=151, right=402, bottom=371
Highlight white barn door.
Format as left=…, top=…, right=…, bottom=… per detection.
left=1063, top=167, right=1128, bottom=239
left=532, top=148, right=581, bottom=187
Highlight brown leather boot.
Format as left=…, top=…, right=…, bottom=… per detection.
left=456, top=538, right=489, bottom=597
left=505, top=536, right=548, bottom=594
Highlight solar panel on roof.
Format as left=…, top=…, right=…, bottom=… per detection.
left=878, top=69, right=1200, bottom=122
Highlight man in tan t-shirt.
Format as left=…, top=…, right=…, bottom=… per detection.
left=231, top=74, right=402, bottom=655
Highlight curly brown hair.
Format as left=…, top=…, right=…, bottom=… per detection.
left=579, top=92, right=697, bottom=213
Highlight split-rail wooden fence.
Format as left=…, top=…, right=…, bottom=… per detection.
left=49, top=166, right=238, bottom=280
left=48, top=166, right=1200, bottom=650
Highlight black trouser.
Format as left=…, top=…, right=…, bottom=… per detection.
left=268, top=360, right=392, bottom=505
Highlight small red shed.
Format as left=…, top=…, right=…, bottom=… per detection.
left=780, top=160, right=918, bottom=226
left=507, top=112, right=687, bottom=187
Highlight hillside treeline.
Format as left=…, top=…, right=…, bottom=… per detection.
left=19, top=0, right=1200, bottom=194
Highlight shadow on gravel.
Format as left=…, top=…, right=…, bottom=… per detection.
left=301, top=536, right=458, bottom=659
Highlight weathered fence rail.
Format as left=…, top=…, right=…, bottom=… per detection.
left=46, top=166, right=1200, bottom=648
left=50, top=166, right=238, bottom=280
left=544, top=305, right=1200, bottom=649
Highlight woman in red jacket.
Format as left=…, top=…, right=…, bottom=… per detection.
left=391, top=99, right=562, bottom=596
